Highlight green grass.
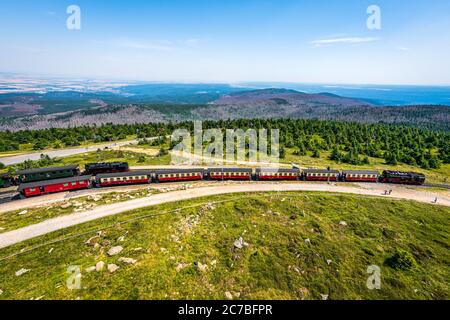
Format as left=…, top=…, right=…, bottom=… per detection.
left=0, top=136, right=137, bottom=157
left=0, top=192, right=448, bottom=300
left=0, top=188, right=157, bottom=234
left=283, top=149, right=450, bottom=185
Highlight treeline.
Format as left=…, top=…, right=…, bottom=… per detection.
left=0, top=119, right=448, bottom=169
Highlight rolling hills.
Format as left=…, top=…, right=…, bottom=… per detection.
left=0, top=88, right=448, bottom=131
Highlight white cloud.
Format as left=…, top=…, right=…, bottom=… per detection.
left=182, top=38, right=201, bottom=47
left=109, top=39, right=174, bottom=51
left=311, top=37, right=379, bottom=47
left=396, top=46, right=409, bottom=51
left=102, top=38, right=202, bottom=51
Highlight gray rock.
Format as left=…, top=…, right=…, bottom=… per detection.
left=107, top=246, right=123, bottom=256
left=194, top=261, right=208, bottom=272
left=15, top=268, right=30, bottom=276
left=107, top=264, right=119, bottom=273
left=60, top=203, right=72, bottom=209
left=118, top=257, right=137, bottom=265
left=96, top=261, right=105, bottom=271
left=176, top=263, right=188, bottom=272
left=233, top=237, right=248, bottom=249
left=85, top=266, right=96, bottom=273
left=225, top=291, right=233, bottom=300
left=85, top=236, right=100, bottom=246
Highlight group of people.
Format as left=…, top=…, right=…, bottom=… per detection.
left=384, top=189, right=439, bottom=204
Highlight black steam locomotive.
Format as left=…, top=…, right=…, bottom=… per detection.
left=84, top=162, right=129, bottom=175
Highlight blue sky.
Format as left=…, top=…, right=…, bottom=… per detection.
left=1, top=0, right=450, bottom=84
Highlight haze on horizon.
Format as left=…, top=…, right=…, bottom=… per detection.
left=1, top=0, right=450, bottom=86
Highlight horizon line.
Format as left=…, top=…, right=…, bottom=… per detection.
left=1, top=71, right=450, bottom=88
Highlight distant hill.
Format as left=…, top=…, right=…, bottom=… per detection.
left=212, top=88, right=372, bottom=107
left=0, top=88, right=449, bottom=131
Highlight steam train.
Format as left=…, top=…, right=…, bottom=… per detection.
left=1, top=162, right=426, bottom=198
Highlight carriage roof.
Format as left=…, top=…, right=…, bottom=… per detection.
left=18, top=175, right=92, bottom=191
left=153, top=168, right=204, bottom=174
left=17, top=165, right=79, bottom=175
left=96, top=171, right=151, bottom=179
left=303, top=169, right=340, bottom=174
left=342, top=170, right=379, bottom=175
left=206, top=168, right=252, bottom=173
left=255, top=168, right=300, bottom=173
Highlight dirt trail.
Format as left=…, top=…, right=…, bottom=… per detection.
left=0, top=140, right=138, bottom=166
left=0, top=182, right=448, bottom=249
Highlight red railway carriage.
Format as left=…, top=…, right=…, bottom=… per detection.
left=341, top=170, right=379, bottom=183
left=303, top=169, right=339, bottom=182
left=256, top=168, right=299, bottom=181
left=207, top=168, right=252, bottom=181
left=96, top=171, right=151, bottom=187
left=154, top=169, right=203, bottom=182
left=18, top=175, right=92, bottom=198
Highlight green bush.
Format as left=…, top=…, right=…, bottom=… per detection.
left=385, top=249, right=417, bottom=271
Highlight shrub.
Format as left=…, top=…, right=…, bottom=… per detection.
left=385, top=249, right=417, bottom=271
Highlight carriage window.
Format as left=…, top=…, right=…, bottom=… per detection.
left=30, top=188, right=36, bottom=192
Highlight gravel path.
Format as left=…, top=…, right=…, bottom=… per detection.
left=0, top=140, right=138, bottom=165
left=0, top=182, right=448, bottom=249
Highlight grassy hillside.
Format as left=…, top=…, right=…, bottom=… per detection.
left=0, top=192, right=448, bottom=300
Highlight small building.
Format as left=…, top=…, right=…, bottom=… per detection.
left=341, top=170, right=379, bottom=182
left=303, top=169, right=340, bottom=181
left=96, top=171, right=151, bottom=187
left=18, top=175, right=92, bottom=197
left=206, top=168, right=252, bottom=180
left=256, top=168, right=300, bottom=180
left=16, top=165, right=80, bottom=183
